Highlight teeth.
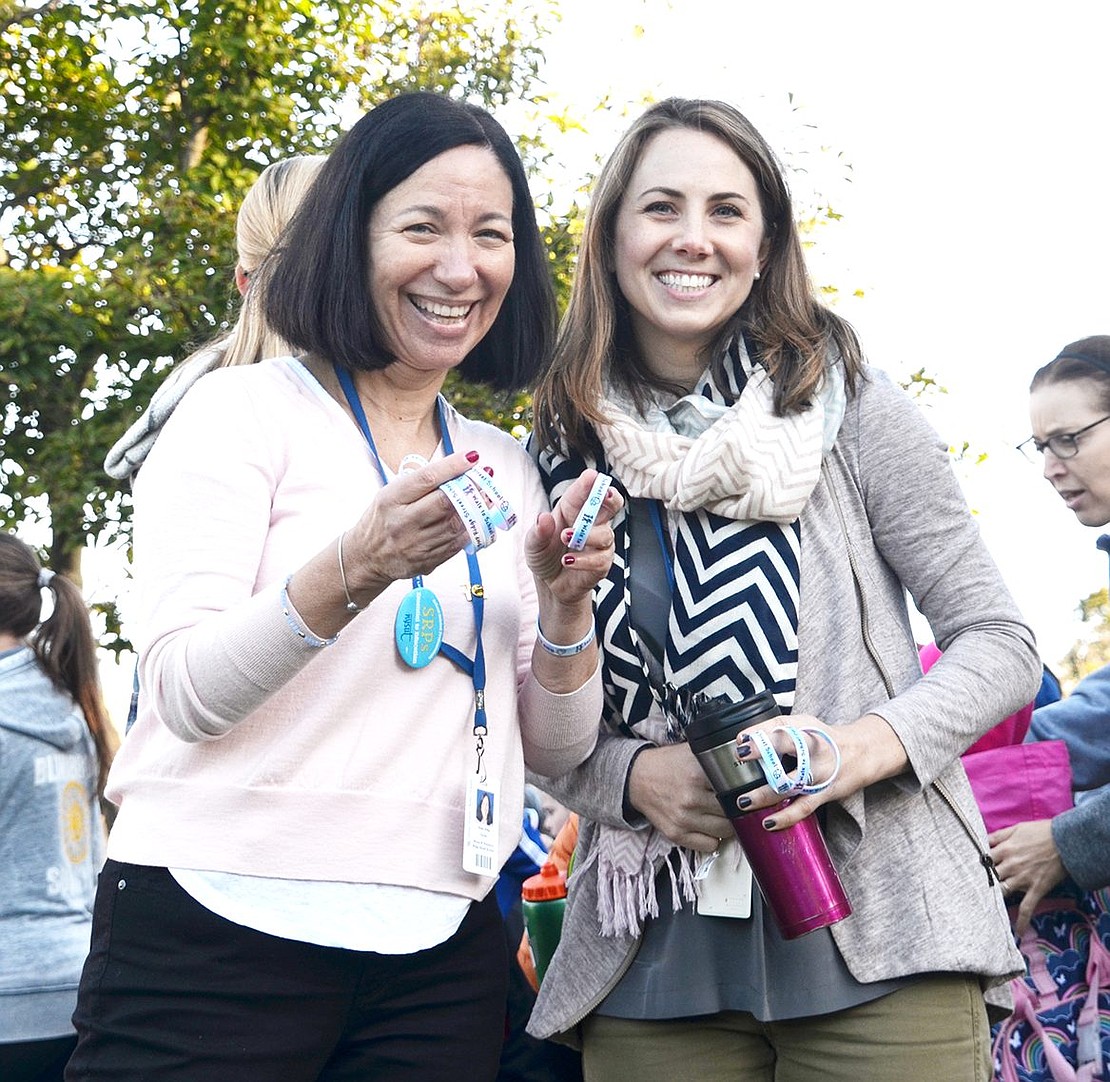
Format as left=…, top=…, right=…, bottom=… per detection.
left=412, top=298, right=473, bottom=319
left=657, top=273, right=715, bottom=290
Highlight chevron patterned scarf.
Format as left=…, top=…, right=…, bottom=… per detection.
left=596, top=341, right=842, bottom=523
left=537, top=339, right=845, bottom=937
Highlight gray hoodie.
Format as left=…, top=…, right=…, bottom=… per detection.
left=0, top=646, right=105, bottom=1042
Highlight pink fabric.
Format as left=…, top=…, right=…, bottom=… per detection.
left=961, top=740, right=1073, bottom=834
left=918, top=641, right=1033, bottom=754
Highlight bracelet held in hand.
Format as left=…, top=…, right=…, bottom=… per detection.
left=566, top=473, right=613, bottom=551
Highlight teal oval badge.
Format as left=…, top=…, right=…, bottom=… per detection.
left=394, top=586, right=444, bottom=669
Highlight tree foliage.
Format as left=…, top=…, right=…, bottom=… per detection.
left=0, top=0, right=558, bottom=599
left=1059, top=587, right=1110, bottom=689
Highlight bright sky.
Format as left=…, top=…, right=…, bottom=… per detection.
left=535, top=0, right=1110, bottom=668
left=87, top=0, right=1109, bottom=719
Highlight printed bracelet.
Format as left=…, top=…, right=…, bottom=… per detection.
left=536, top=619, right=595, bottom=657
left=281, top=576, right=339, bottom=649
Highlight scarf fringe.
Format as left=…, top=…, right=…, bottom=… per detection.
left=594, top=843, right=700, bottom=938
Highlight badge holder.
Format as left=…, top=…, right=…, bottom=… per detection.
left=463, top=763, right=500, bottom=877
left=694, top=838, right=753, bottom=918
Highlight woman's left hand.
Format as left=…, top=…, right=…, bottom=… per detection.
left=988, top=820, right=1066, bottom=934
left=730, top=712, right=909, bottom=830
left=526, top=469, right=623, bottom=606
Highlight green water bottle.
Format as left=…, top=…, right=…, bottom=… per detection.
left=520, top=861, right=567, bottom=985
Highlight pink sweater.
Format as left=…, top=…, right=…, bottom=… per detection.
left=106, top=358, right=599, bottom=901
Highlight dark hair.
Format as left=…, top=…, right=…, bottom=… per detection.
left=1030, top=336, right=1110, bottom=412
left=532, top=97, right=864, bottom=456
left=0, top=533, right=117, bottom=800
left=264, top=92, right=555, bottom=392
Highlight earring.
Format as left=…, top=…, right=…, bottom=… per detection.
left=753, top=270, right=761, bottom=280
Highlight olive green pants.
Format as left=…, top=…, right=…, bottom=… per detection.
left=580, top=975, right=991, bottom=1082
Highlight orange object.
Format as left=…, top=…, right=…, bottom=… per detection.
left=517, top=813, right=578, bottom=991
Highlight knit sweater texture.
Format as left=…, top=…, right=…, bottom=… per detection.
left=105, top=357, right=600, bottom=900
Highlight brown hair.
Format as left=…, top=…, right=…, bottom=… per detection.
left=532, top=97, right=864, bottom=456
left=1030, top=336, right=1110, bottom=413
left=0, top=533, right=118, bottom=800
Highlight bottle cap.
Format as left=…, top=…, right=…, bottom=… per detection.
left=522, top=860, right=567, bottom=901
left=685, top=689, right=781, bottom=752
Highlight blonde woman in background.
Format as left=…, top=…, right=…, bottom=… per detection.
left=104, top=154, right=328, bottom=485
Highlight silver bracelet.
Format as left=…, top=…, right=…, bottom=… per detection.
left=337, top=532, right=365, bottom=613
left=536, top=619, right=595, bottom=657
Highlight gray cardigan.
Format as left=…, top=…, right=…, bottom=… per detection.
left=529, top=367, right=1041, bottom=1040
left=1054, top=791, right=1110, bottom=890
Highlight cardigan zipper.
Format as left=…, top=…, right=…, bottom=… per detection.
left=821, top=460, right=1001, bottom=888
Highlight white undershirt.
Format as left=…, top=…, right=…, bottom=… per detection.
left=170, top=869, right=471, bottom=953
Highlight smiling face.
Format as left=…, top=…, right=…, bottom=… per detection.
left=1030, top=378, right=1110, bottom=526
left=613, top=127, right=767, bottom=385
left=368, top=145, right=515, bottom=384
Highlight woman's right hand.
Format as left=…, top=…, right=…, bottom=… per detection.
left=627, top=743, right=731, bottom=853
left=341, top=450, right=479, bottom=603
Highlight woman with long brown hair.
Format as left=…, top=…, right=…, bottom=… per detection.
left=527, top=97, right=1040, bottom=1081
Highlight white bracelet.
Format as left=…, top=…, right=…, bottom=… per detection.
left=281, top=577, right=339, bottom=649
left=536, top=619, right=595, bottom=657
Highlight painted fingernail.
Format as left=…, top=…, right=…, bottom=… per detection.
left=465, top=450, right=480, bottom=463
left=482, top=466, right=494, bottom=476
left=763, top=818, right=777, bottom=830
left=562, top=529, right=574, bottom=544
left=605, top=488, right=616, bottom=500
left=737, top=796, right=752, bottom=811
left=562, top=554, right=576, bottom=566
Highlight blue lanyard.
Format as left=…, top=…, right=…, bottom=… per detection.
left=333, top=364, right=488, bottom=745
left=647, top=499, right=677, bottom=594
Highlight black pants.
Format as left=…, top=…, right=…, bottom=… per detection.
left=0, top=1036, right=77, bottom=1082
left=66, top=861, right=508, bottom=1082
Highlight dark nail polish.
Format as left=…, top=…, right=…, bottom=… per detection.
left=737, top=796, right=752, bottom=810
left=763, top=818, right=777, bottom=830
left=562, top=555, right=575, bottom=566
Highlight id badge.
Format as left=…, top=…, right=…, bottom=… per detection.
left=463, top=772, right=500, bottom=878
left=694, top=837, right=753, bottom=918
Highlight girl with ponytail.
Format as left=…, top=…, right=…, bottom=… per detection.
left=0, top=532, right=115, bottom=1082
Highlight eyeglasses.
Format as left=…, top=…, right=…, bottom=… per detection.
left=1017, top=414, right=1110, bottom=460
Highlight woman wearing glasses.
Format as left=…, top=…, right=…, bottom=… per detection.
left=990, top=335, right=1110, bottom=932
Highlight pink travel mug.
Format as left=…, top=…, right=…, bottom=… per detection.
left=685, top=690, right=852, bottom=939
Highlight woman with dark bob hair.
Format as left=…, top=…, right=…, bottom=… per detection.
left=526, top=98, right=1040, bottom=1081
left=68, top=92, right=620, bottom=1082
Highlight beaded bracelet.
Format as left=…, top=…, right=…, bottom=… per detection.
left=536, top=619, right=595, bottom=657
left=281, top=576, right=339, bottom=648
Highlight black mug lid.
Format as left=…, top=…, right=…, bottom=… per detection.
left=684, top=689, right=781, bottom=751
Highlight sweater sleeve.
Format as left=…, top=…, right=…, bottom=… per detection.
left=1052, top=789, right=1110, bottom=890
left=851, top=370, right=1042, bottom=780
left=510, top=437, right=602, bottom=776
left=1028, top=663, right=1110, bottom=794
left=132, top=367, right=326, bottom=742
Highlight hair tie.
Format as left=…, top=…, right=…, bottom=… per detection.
left=37, top=568, right=55, bottom=588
